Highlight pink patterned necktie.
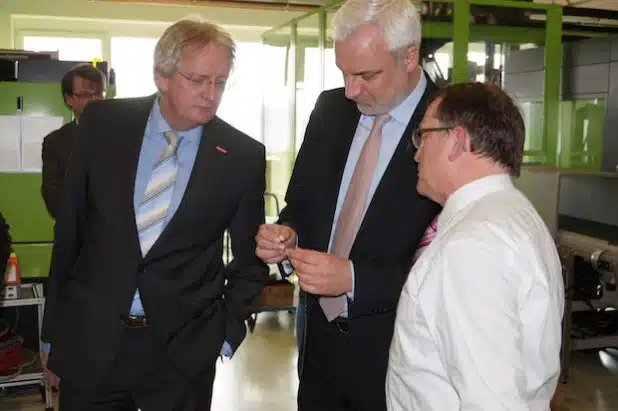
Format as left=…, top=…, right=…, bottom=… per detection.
left=320, top=114, right=390, bottom=321
left=412, top=215, right=439, bottom=264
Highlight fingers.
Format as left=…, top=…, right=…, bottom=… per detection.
left=255, top=224, right=297, bottom=264
left=40, top=351, right=60, bottom=389
left=256, top=247, right=286, bottom=264
left=287, top=248, right=321, bottom=268
left=256, top=224, right=284, bottom=245
left=288, top=249, right=323, bottom=283
left=45, top=370, right=60, bottom=389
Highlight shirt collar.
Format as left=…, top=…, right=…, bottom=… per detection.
left=146, top=96, right=203, bottom=144
left=389, top=70, right=427, bottom=125
left=439, top=173, right=514, bottom=229
left=360, top=70, right=427, bottom=129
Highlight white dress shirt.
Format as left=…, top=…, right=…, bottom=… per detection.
left=386, top=174, right=564, bottom=411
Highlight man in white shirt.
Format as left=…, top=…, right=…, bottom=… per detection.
left=386, top=82, right=565, bottom=411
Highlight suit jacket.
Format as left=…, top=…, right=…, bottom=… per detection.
left=41, top=95, right=269, bottom=390
left=41, top=120, right=79, bottom=219
left=279, top=82, right=441, bottom=376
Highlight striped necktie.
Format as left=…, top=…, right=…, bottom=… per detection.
left=136, top=131, right=180, bottom=256
left=129, top=131, right=180, bottom=316
left=412, top=215, right=439, bottom=264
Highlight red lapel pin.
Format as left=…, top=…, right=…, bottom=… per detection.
left=216, top=146, right=228, bottom=155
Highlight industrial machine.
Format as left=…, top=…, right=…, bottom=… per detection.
left=515, top=166, right=618, bottom=382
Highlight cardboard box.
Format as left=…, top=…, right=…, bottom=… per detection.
left=258, top=280, right=294, bottom=308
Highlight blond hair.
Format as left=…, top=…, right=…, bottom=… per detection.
left=154, top=18, right=236, bottom=77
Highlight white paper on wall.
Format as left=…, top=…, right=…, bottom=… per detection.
left=21, top=116, right=63, bottom=172
left=0, top=116, right=21, bottom=172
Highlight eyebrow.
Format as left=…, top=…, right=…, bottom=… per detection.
left=349, top=69, right=382, bottom=77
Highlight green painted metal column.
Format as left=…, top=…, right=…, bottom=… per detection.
left=452, top=0, right=470, bottom=83
left=319, top=10, right=327, bottom=91
left=290, top=22, right=298, bottom=154
left=543, top=6, right=562, bottom=166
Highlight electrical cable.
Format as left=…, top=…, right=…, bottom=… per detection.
left=0, top=308, right=37, bottom=382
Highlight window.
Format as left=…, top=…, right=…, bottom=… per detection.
left=22, top=36, right=103, bottom=62
left=111, top=37, right=158, bottom=98
left=218, top=42, right=264, bottom=141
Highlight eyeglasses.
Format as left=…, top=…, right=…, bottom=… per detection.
left=72, top=90, right=105, bottom=99
left=176, top=71, right=227, bottom=92
left=411, top=126, right=455, bottom=149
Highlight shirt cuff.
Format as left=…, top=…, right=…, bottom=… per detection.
left=220, top=341, right=233, bottom=357
left=346, top=261, right=355, bottom=300
left=41, top=342, right=51, bottom=352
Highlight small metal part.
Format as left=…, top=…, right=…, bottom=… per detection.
left=591, top=249, right=606, bottom=271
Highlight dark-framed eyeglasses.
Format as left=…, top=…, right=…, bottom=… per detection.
left=176, top=71, right=227, bottom=92
left=411, top=126, right=455, bottom=149
left=72, top=90, right=105, bottom=99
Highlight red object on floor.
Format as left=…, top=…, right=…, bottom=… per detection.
left=0, top=330, right=22, bottom=372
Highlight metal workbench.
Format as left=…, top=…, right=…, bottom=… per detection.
left=0, top=283, right=53, bottom=410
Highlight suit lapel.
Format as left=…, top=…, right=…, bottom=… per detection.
left=317, top=98, right=361, bottom=250
left=115, top=96, right=156, bottom=255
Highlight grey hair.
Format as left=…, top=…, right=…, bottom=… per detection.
left=331, top=0, right=422, bottom=51
left=154, top=17, right=236, bottom=77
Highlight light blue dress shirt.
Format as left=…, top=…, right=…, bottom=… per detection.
left=331, top=71, right=427, bottom=317
left=129, top=98, right=202, bottom=316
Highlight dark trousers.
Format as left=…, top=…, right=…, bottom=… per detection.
left=59, top=327, right=216, bottom=411
left=298, top=307, right=387, bottom=411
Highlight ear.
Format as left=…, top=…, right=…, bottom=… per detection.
left=153, top=70, right=169, bottom=94
left=447, top=126, right=469, bottom=161
left=64, top=93, right=76, bottom=110
left=404, top=45, right=420, bottom=72
left=414, top=144, right=422, bottom=163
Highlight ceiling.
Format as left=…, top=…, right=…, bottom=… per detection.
left=92, top=0, right=618, bottom=17
left=534, top=0, right=618, bottom=11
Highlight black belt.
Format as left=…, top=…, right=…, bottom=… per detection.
left=123, top=315, right=150, bottom=328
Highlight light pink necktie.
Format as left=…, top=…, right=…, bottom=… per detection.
left=320, top=114, right=390, bottom=321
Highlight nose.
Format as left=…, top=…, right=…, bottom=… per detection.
left=198, top=79, right=219, bottom=101
left=414, top=145, right=421, bottom=163
left=344, top=76, right=362, bottom=100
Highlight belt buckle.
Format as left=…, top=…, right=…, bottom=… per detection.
left=125, top=315, right=149, bottom=328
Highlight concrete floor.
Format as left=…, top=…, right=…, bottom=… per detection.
left=2, top=311, right=618, bottom=411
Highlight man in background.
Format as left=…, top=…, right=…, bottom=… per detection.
left=41, top=18, right=267, bottom=410
left=41, top=63, right=106, bottom=218
left=255, top=0, right=441, bottom=409
left=386, top=82, right=564, bottom=410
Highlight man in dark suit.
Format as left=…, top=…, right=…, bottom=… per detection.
left=255, top=0, right=441, bottom=409
left=41, top=64, right=106, bottom=219
left=40, top=19, right=268, bottom=411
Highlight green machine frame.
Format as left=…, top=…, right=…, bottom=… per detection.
left=261, top=0, right=614, bottom=203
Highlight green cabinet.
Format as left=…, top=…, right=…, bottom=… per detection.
left=0, top=82, right=72, bottom=120
left=0, top=81, right=71, bottom=278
